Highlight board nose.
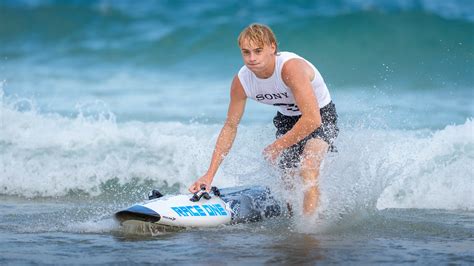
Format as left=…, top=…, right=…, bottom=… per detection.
left=115, top=205, right=161, bottom=224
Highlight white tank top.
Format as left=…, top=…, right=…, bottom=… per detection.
left=237, top=52, right=331, bottom=116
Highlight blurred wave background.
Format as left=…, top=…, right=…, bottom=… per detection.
left=0, top=0, right=473, bottom=213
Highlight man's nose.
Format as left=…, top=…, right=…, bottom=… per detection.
left=249, top=53, right=256, bottom=61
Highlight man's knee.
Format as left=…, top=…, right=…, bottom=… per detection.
left=304, top=138, right=329, bottom=155
left=301, top=138, right=328, bottom=171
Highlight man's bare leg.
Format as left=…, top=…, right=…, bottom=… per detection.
left=300, top=138, right=328, bottom=215
left=281, top=168, right=297, bottom=216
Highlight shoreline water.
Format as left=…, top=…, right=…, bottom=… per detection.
left=1, top=196, right=473, bottom=264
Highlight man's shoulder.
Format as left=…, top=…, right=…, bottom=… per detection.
left=237, top=65, right=252, bottom=79
left=238, top=64, right=249, bottom=73
left=278, top=51, right=302, bottom=61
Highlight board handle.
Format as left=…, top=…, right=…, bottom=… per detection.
left=189, top=186, right=221, bottom=202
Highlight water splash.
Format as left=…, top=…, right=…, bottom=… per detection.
left=1, top=90, right=473, bottom=234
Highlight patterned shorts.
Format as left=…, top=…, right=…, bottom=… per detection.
left=273, top=101, right=339, bottom=169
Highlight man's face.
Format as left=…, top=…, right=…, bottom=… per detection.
left=240, top=39, right=276, bottom=73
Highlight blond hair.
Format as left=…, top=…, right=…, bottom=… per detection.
left=237, top=23, right=278, bottom=54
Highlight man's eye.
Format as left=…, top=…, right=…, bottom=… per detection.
left=255, top=49, right=262, bottom=54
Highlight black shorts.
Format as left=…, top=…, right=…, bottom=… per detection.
left=273, top=101, right=339, bottom=169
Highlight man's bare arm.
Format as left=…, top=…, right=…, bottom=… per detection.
left=189, top=75, right=247, bottom=192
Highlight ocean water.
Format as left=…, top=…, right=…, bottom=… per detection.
left=1, top=0, right=473, bottom=264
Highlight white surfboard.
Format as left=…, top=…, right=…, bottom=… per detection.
left=115, top=186, right=282, bottom=228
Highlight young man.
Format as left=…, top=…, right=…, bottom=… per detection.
left=189, top=23, right=339, bottom=215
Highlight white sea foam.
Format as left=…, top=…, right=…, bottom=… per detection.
left=0, top=92, right=265, bottom=197
left=376, top=119, right=474, bottom=211
left=1, top=91, right=473, bottom=216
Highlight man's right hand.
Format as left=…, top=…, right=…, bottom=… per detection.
left=188, top=174, right=213, bottom=193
